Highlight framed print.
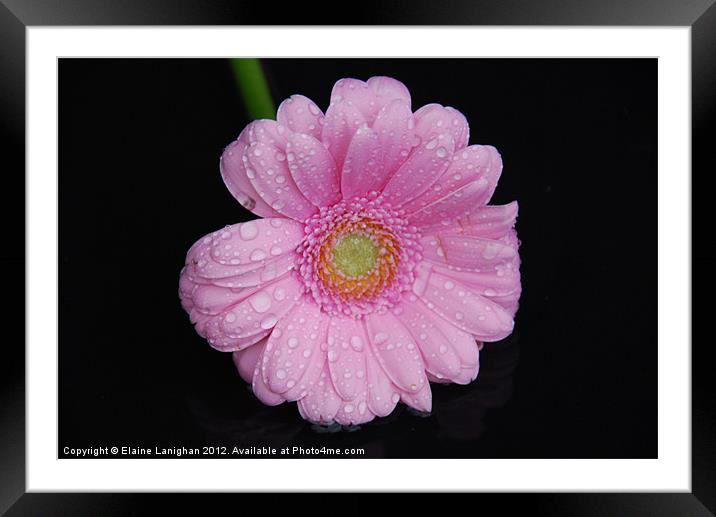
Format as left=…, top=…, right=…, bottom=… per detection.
left=1, top=0, right=712, bottom=513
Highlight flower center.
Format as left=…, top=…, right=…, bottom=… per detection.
left=332, top=233, right=378, bottom=278
left=296, top=194, right=422, bottom=318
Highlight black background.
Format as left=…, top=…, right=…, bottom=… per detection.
left=58, top=58, right=656, bottom=459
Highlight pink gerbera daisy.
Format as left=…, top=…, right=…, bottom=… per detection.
left=179, top=76, right=521, bottom=426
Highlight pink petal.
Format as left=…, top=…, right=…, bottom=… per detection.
left=188, top=283, right=262, bottom=316
left=184, top=218, right=303, bottom=280
left=233, top=338, right=266, bottom=383
left=263, top=300, right=329, bottom=396
left=411, top=263, right=515, bottom=342
left=218, top=274, right=304, bottom=343
left=243, top=140, right=317, bottom=221
left=402, top=145, right=502, bottom=214
left=364, top=311, right=428, bottom=394
left=285, top=132, right=341, bottom=207
left=333, top=388, right=375, bottom=426
left=420, top=233, right=517, bottom=271
left=326, top=317, right=368, bottom=401
left=397, top=298, right=463, bottom=380
left=245, top=119, right=289, bottom=147
left=207, top=254, right=295, bottom=289
left=400, top=384, right=432, bottom=413
left=371, top=100, right=415, bottom=180
left=297, top=362, right=342, bottom=424
left=409, top=296, right=481, bottom=380
left=380, top=132, right=455, bottom=206
left=220, top=129, right=280, bottom=217
left=203, top=319, right=270, bottom=352
left=276, top=94, right=324, bottom=140
left=330, top=76, right=411, bottom=125
left=416, top=201, right=519, bottom=239
left=364, top=344, right=400, bottom=417
left=405, top=179, right=490, bottom=228
left=321, top=99, right=366, bottom=171
left=413, top=103, right=469, bottom=150
left=340, top=124, right=386, bottom=199
left=367, top=76, right=411, bottom=110
left=430, top=265, right=521, bottom=301
left=429, top=232, right=522, bottom=316
left=251, top=342, right=285, bottom=406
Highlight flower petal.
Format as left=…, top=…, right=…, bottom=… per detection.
left=420, top=233, right=517, bottom=271
left=184, top=218, right=303, bottom=281
left=367, top=76, right=411, bottom=110
left=397, top=298, right=463, bottom=380
left=333, top=387, right=375, bottom=426
left=400, top=384, right=432, bottom=413
left=321, top=99, right=366, bottom=171
left=218, top=274, right=304, bottom=343
left=364, top=311, right=429, bottom=394
left=243, top=140, right=317, bottom=221
left=263, top=300, right=329, bottom=396
left=364, top=344, right=400, bottom=417
left=220, top=129, right=280, bottom=217
left=428, top=231, right=521, bottom=316
left=380, top=132, right=455, bottom=206
left=297, top=362, right=342, bottom=424
left=340, top=124, right=385, bottom=199
left=411, top=263, right=515, bottom=341
left=187, top=282, right=262, bottom=316
left=371, top=100, right=415, bottom=180
left=327, top=317, right=368, bottom=401
left=402, top=145, right=502, bottom=214
left=330, top=76, right=411, bottom=125
left=286, top=132, right=341, bottom=207
left=252, top=342, right=285, bottom=406
left=409, top=201, right=519, bottom=239
left=413, top=103, right=469, bottom=150
left=183, top=296, right=271, bottom=352
left=406, top=179, right=490, bottom=227
left=403, top=295, right=480, bottom=384
left=276, top=94, right=324, bottom=140
left=233, top=338, right=266, bottom=383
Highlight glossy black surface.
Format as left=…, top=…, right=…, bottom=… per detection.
left=59, top=58, right=656, bottom=458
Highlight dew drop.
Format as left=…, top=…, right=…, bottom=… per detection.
left=250, top=249, right=267, bottom=261
left=239, top=221, right=258, bottom=241
left=248, top=292, right=272, bottom=313
left=350, top=335, right=364, bottom=351
left=273, top=287, right=286, bottom=301
left=373, top=332, right=388, bottom=345
left=260, top=314, right=278, bottom=329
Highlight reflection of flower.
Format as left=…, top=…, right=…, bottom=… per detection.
left=179, top=76, right=521, bottom=426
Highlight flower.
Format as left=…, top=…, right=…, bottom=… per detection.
left=179, top=76, right=521, bottom=425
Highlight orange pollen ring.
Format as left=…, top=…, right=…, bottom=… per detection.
left=315, top=218, right=400, bottom=302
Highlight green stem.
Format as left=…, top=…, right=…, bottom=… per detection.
left=230, top=58, right=276, bottom=120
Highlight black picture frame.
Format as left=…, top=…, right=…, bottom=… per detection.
left=1, top=0, right=711, bottom=513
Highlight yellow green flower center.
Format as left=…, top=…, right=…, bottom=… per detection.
left=332, top=233, right=379, bottom=278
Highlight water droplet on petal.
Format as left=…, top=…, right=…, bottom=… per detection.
left=248, top=292, right=272, bottom=313
left=239, top=221, right=258, bottom=240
